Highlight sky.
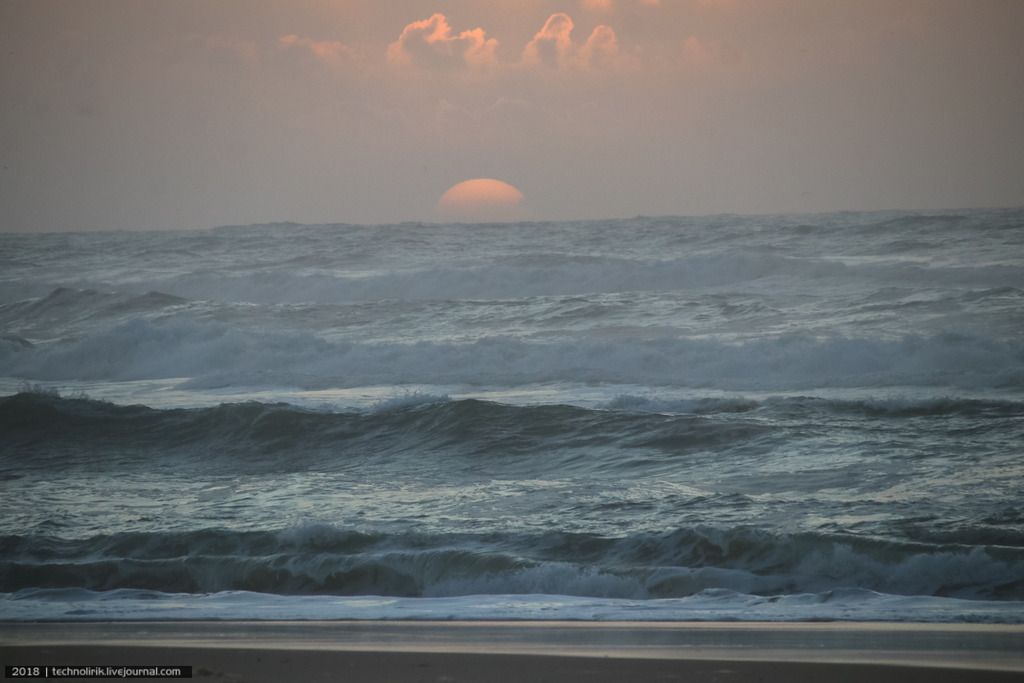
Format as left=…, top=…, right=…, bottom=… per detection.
left=1, top=0, right=1023, bottom=231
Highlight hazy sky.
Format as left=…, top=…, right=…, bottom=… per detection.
left=2, top=0, right=1022, bottom=230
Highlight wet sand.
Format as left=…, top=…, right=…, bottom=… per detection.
left=2, top=621, right=1022, bottom=682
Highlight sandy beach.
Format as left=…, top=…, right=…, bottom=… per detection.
left=2, top=621, right=1022, bottom=682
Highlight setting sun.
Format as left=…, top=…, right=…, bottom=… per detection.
left=436, top=178, right=524, bottom=222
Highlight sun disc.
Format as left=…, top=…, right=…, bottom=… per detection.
left=436, top=178, right=524, bottom=222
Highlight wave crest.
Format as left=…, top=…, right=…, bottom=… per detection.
left=2, top=319, right=1021, bottom=390
left=3, top=525, right=1022, bottom=600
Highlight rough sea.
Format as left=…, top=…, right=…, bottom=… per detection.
left=1, top=209, right=1023, bottom=622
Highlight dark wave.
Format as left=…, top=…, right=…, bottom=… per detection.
left=603, top=394, right=1024, bottom=418
left=4, top=393, right=1021, bottom=467
left=771, top=396, right=1024, bottom=419
left=0, top=393, right=772, bottom=471
left=3, top=525, right=1022, bottom=600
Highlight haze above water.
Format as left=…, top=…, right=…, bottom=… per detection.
left=2, top=0, right=1023, bottom=231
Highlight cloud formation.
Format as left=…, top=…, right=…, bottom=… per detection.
left=579, top=24, right=620, bottom=69
left=523, top=13, right=621, bottom=70
left=523, top=13, right=576, bottom=67
left=387, top=14, right=498, bottom=70
left=278, top=34, right=355, bottom=69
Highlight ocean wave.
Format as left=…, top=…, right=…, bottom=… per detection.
left=0, top=393, right=770, bottom=473
left=2, top=525, right=1022, bottom=601
left=10, top=249, right=1021, bottom=308
left=6, top=389, right=1015, bottom=471
left=2, top=316, right=1022, bottom=390
left=119, top=257, right=1024, bottom=304
left=7, top=392, right=1019, bottom=476
left=604, top=395, right=1024, bottom=418
left=146, top=253, right=831, bottom=303
left=0, top=287, right=189, bottom=327
left=6, top=587, right=1022, bottom=622
left=604, top=395, right=762, bottom=415
left=0, top=393, right=770, bottom=467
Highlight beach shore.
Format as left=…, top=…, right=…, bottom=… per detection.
left=2, top=621, right=1022, bottom=682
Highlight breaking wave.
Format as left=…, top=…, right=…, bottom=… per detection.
left=3, top=525, right=1022, bottom=600
left=63, top=257, right=1024, bottom=304
left=0, top=393, right=770, bottom=469
left=2, top=318, right=1022, bottom=390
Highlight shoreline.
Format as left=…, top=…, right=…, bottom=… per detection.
left=2, top=621, right=1022, bottom=681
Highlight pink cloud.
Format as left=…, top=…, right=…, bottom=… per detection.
left=278, top=34, right=355, bottom=69
left=580, top=24, right=619, bottom=69
left=387, top=14, right=498, bottom=70
left=523, top=13, right=621, bottom=70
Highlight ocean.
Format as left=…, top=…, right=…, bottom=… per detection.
left=1, top=209, right=1023, bottom=622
